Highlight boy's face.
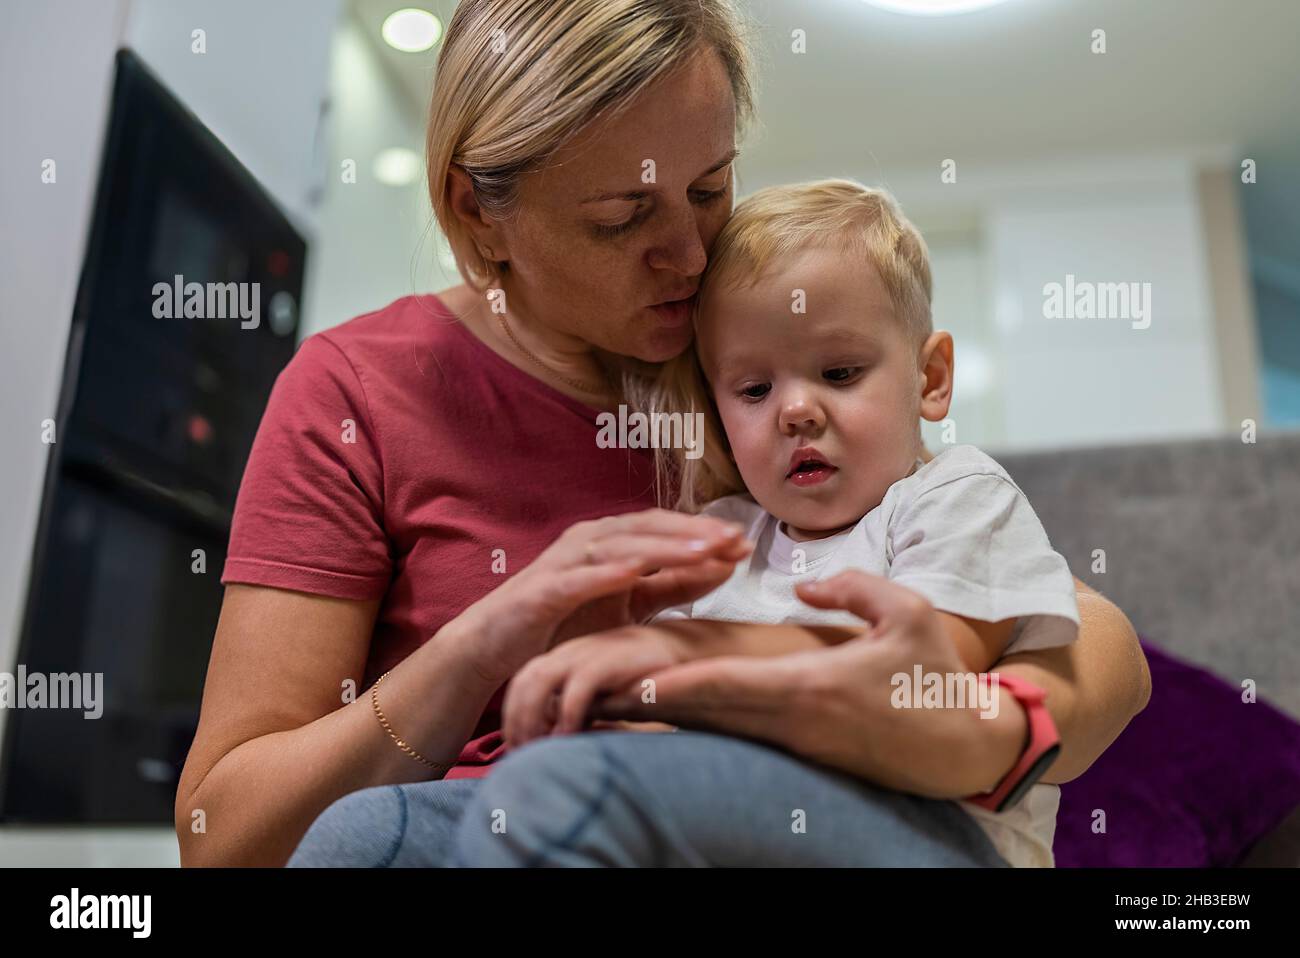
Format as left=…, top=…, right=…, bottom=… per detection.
left=696, top=245, right=948, bottom=541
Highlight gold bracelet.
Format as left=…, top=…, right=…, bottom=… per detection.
left=370, top=670, right=455, bottom=773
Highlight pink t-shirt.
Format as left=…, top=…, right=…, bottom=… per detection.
left=221, top=293, right=659, bottom=776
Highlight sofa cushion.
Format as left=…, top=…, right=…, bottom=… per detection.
left=1053, top=638, right=1300, bottom=867
left=994, top=433, right=1300, bottom=721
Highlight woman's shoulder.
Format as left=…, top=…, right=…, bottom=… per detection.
left=269, top=292, right=489, bottom=422
left=306, top=292, right=471, bottom=376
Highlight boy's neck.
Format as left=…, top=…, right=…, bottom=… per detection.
left=780, top=519, right=858, bottom=543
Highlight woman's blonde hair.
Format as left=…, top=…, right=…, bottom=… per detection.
left=426, top=0, right=758, bottom=291
left=654, top=179, right=935, bottom=513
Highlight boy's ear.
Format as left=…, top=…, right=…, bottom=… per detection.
left=918, top=331, right=955, bottom=423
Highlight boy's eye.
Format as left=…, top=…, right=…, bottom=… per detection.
left=824, top=366, right=862, bottom=383
left=739, top=382, right=771, bottom=401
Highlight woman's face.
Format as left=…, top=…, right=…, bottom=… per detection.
left=489, top=46, right=739, bottom=363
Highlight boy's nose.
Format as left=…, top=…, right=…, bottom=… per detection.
left=779, top=396, right=825, bottom=435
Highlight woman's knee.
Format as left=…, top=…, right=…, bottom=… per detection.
left=287, top=785, right=409, bottom=868
left=453, top=734, right=654, bottom=866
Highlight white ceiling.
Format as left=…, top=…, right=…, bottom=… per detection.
left=349, top=0, right=458, bottom=121
left=350, top=0, right=1300, bottom=172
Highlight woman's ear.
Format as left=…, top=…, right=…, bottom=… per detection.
left=917, top=331, right=955, bottom=424
left=446, top=165, right=509, bottom=262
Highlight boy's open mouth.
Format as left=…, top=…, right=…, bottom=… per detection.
left=786, top=447, right=838, bottom=485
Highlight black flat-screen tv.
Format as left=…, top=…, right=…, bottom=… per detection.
left=0, top=48, right=306, bottom=823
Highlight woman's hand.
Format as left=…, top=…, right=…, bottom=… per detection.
left=502, top=625, right=690, bottom=746
left=591, top=570, right=1029, bottom=798
left=451, top=509, right=752, bottom=686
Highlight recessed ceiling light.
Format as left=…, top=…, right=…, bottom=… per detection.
left=863, top=0, right=1016, bottom=15
left=373, top=147, right=422, bottom=186
left=382, top=8, right=443, bottom=52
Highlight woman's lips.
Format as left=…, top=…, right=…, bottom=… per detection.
left=787, top=463, right=838, bottom=487
left=648, top=297, right=694, bottom=328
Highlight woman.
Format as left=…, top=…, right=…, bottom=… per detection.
left=175, top=0, right=1150, bottom=868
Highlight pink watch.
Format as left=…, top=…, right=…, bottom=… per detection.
left=964, top=673, right=1060, bottom=812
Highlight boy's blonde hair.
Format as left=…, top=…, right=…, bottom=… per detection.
left=706, top=179, right=933, bottom=347
left=652, top=179, right=935, bottom=512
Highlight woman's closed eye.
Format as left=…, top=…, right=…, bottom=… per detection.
left=591, top=188, right=729, bottom=240
left=592, top=207, right=648, bottom=239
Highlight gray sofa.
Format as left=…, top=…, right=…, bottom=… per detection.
left=992, top=430, right=1300, bottom=866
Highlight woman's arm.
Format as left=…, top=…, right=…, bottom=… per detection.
left=593, top=573, right=1150, bottom=796
left=997, top=578, right=1150, bottom=783
left=904, top=443, right=1152, bottom=779
left=175, top=585, right=500, bottom=867
left=177, top=510, right=749, bottom=866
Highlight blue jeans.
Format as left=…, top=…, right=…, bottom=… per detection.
left=288, top=730, right=1007, bottom=867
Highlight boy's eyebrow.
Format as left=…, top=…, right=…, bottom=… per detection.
left=710, top=350, right=763, bottom=379
left=709, top=327, right=881, bottom=378
left=580, top=148, right=740, bottom=204
left=817, top=325, right=883, bottom=347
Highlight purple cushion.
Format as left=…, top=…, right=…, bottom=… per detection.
left=1053, top=638, right=1300, bottom=867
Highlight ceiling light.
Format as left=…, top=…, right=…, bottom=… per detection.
left=373, top=147, right=422, bottom=186
left=863, top=0, right=1016, bottom=15
left=381, top=8, right=443, bottom=52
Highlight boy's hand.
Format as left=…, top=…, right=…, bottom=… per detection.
left=502, top=626, right=690, bottom=747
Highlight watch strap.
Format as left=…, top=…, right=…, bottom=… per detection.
left=964, top=673, right=1060, bottom=812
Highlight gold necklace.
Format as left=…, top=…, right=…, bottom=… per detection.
left=496, top=313, right=616, bottom=397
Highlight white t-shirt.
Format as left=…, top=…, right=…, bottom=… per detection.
left=653, top=444, right=1080, bottom=867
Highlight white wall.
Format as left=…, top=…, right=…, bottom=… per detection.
left=1, top=0, right=344, bottom=672
left=0, top=0, right=341, bottom=866
left=123, top=0, right=342, bottom=235
left=751, top=149, right=1240, bottom=453
left=984, top=166, right=1224, bottom=450
left=0, top=0, right=131, bottom=722
left=299, top=11, right=454, bottom=340
left=0, top=0, right=136, bottom=865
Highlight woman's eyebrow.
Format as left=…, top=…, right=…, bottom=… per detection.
left=580, top=148, right=740, bottom=204
left=697, top=147, right=741, bottom=179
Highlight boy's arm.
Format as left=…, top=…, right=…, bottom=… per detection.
left=645, top=611, right=1014, bottom=672
left=939, top=612, right=1017, bottom=673
left=645, top=616, right=856, bottom=658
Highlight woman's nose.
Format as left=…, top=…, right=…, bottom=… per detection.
left=646, top=203, right=708, bottom=276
